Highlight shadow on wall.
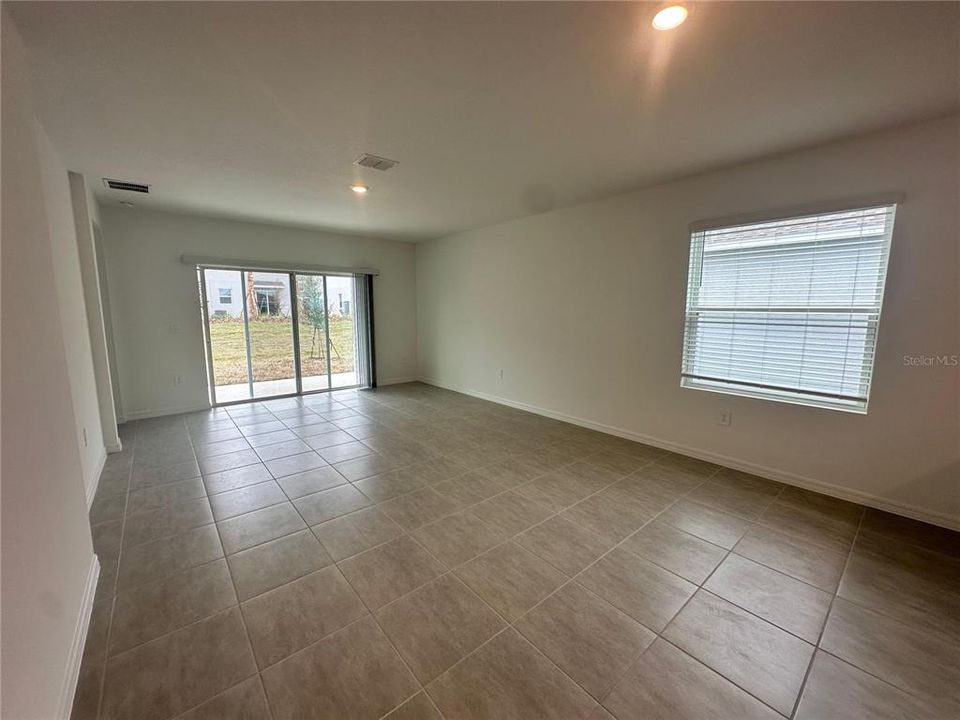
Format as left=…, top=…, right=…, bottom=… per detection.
left=890, top=458, right=960, bottom=520
left=520, top=183, right=557, bottom=215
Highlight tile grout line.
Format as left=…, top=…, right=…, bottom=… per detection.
left=590, top=480, right=877, bottom=718
left=103, top=400, right=448, bottom=663
left=319, top=529, right=436, bottom=720
left=183, top=414, right=277, bottom=720
left=788, top=506, right=866, bottom=720
left=507, top=467, right=736, bottom=714
left=594, top=482, right=792, bottom=719
left=123, top=431, right=357, bottom=555
left=355, top=454, right=654, bottom=619
left=226, top=399, right=330, bottom=720
left=132, top=410, right=258, bottom=719
left=261, top=420, right=434, bottom=720
left=376, top=463, right=726, bottom=715
left=87, top=388, right=941, bottom=720
left=210, top=396, right=371, bottom=712
left=101, top=431, right=711, bottom=704
left=410, top=464, right=689, bottom=715
left=225, top=406, right=628, bottom=715
left=124, top=422, right=642, bottom=589
left=92, top=422, right=139, bottom=720
left=130, top=413, right=254, bottom=720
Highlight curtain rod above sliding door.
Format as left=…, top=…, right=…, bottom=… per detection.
left=181, top=255, right=380, bottom=276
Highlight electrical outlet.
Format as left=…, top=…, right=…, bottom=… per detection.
left=497, top=368, right=504, bottom=379
left=168, top=322, right=180, bottom=334
left=172, top=374, right=183, bottom=386
left=717, top=411, right=733, bottom=427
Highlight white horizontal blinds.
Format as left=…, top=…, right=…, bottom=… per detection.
left=681, top=204, right=896, bottom=411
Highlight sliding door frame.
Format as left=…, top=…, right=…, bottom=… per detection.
left=239, top=271, right=255, bottom=398
left=322, top=275, right=334, bottom=386
left=289, top=272, right=304, bottom=396
left=198, top=265, right=361, bottom=407
left=199, top=268, right=219, bottom=407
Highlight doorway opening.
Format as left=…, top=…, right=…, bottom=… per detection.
left=198, top=267, right=369, bottom=404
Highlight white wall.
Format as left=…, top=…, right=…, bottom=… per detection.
left=417, top=115, right=960, bottom=529
left=69, top=171, right=121, bottom=455
left=98, top=207, right=419, bottom=418
left=93, top=222, right=125, bottom=421
left=1, top=12, right=99, bottom=719
left=38, top=131, right=108, bottom=503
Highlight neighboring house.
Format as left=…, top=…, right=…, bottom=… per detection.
left=250, top=277, right=288, bottom=316
left=204, top=269, right=291, bottom=318
left=204, top=270, right=244, bottom=317
left=204, top=269, right=352, bottom=318
left=327, top=275, right=353, bottom=317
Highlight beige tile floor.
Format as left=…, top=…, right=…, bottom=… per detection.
left=74, top=382, right=960, bottom=720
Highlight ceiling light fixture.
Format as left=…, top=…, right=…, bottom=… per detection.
left=652, top=5, right=688, bottom=30
left=351, top=184, right=369, bottom=194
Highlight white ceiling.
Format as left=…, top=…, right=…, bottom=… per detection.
left=11, top=1, right=959, bottom=241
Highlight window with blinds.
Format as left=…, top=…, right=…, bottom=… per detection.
left=680, top=204, right=897, bottom=412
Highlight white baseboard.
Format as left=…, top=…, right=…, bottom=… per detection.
left=124, top=402, right=212, bottom=421
left=377, top=376, right=421, bottom=387
left=106, top=439, right=123, bottom=453
left=58, top=554, right=100, bottom=720
left=85, top=446, right=108, bottom=510
left=419, top=376, right=960, bottom=532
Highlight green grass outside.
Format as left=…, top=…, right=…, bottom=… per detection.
left=208, top=316, right=355, bottom=385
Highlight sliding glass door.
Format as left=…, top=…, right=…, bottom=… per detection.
left=324, top=274, right=357, bottom=389
left=296, top=274, right=330, bottom=393
left=203, top=269, right=250, bottom=402
left=247, top=271, right=296, bottom=398
left=200, top=267, right=363, bottom=404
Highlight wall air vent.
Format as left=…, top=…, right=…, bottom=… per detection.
left=102, top=178, right=151, bottom=193
left=354, top=153, right=398, bottom=172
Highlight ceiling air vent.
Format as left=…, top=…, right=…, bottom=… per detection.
left=354, top=153, right=398, bottom=172
left=102, top=178, right=151, bottom=193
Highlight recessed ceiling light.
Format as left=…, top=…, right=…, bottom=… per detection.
left=652, top=5, right=688, bottom=30
left=351, top=184, right=369, bottom=194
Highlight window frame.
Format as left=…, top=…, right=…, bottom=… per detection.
left=255, top=288, right=282, bottom=316
left=218, top=287, right=232, bottom=304
left=680, top=196, right=900, bottom=414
